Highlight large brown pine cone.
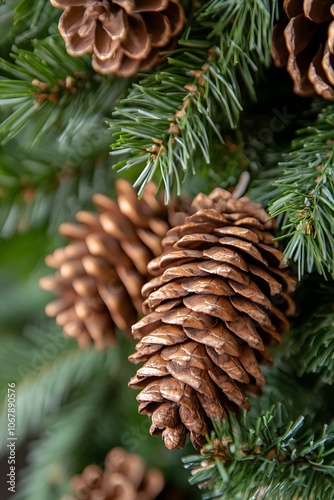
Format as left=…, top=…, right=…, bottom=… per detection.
left=68, top=447, right=164, bottom=500
left=272, top=0, right=334, bottom=100
left=129, top=188, right=296, bottom=450
left=40, top=180, right=171, bottom=349
left=51, top=0, right=185, bottom=77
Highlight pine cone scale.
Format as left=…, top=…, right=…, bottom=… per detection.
left=162, top=263, right=208, bottom=282
left=199, top=261, right=250, bottom=285
left=230, top=296, right=272, bottom=329
left=184, top=325, right=243, bottom=357
left=229, top=280, right=271, bottom=308
left=248, top=263, right=283, bottom=295
left=178, top=404, right=207, bottom=435
left=100, top=9, right=126, bottom=40
left=272, top=0, right=334, bottom=99
left=183, top=294, right=239, bottom=322
left=195, top=392, right=227, bottom=421
left=94, top=28, right=120, bottom=61
left=174, top=232, right=219, bottom=249
left=304, top=0, right=333, bottom=23
left=136, top=381, right=166, bottom=403
left=141, top=323, right=188, bottom=345
left=233, top=216, right=266, bottom=230
left=203, top=246, right=249, bottom=271
left=122, top=15, right=151, bottom=60
left=150, top=401, right=179, bottom=431
left=161, top=342, right=213, bottom=370
left=161, top=307, right=218, bottom=329
left=322, top=43, right=334, bottom=85
left=240, top=346, right=266, bottom=386
left=214, top=225, right=260, bottom=243
left=206, top=347, right=250, bottom=384
left=148, top=280, right=189, bottom=308
left=181, top=276, right=234, bottom=296
left=226, top=317, right=264, bottom=349
left=143, top=12, right=171, bottom=47
left=209, top=367, right=250, bottom=410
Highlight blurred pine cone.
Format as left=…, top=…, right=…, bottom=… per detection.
left=51, top=0, right=185, bottom=77
left=129, top=188, right=296, bottom=450
left=68, top=447, right=164, bottom=500
left=40, top=180, right=172, bottom=349
left=272, top=0, right=334, bottom=100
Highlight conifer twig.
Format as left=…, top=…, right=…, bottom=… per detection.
left=110, top=0, right=276, bottom=202
left=0, top=36, right=127, bottom=144
left=183, top=404, right=334, bottom=500
left=284, top=307, right=334, bottom=386
left=269, top=105, right=334, bottom=278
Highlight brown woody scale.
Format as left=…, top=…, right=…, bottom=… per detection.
left=129, top=188, right=296, bottom=450
left=40, top=180, right=171, bottom=350
left=68, top=447, right=164, bottom=500
left=51, top=0, right=185, bottom=77
left=272, top=0, right=334, bottom=100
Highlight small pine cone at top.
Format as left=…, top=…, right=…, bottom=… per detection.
left=129, top=188, right=296, bottom=450
left=68, top=447, right=164, bottom=500
left=40, top=180, right=172, bottom=350
left=272, top=0, right=334, bottom=100
left=51, top=0, right=185, bottom=77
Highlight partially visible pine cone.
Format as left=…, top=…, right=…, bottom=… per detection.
left=51, top=0, right=185, bottom=77
left=129, top=188, right=296, bottom=450
left=272, top=0, right=334, bottom=100
left=68, top=447, right=164, bottom=500
left=40, top=180, right=171, bottom=349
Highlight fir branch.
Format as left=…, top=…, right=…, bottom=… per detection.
left=247, top=163, right=284, bottom=208
left=284, top=308, right=334, bottom=386
left=110, top=0, right=276, bottom=202
left=259, top=367, right=334, bottom=426
left=0, top=326, right=117, bottom=450
left=269, top=105, right=334, bottom=279
left=0, top=2, right=16, bottom=50
left=14, top=388, right=106, bottom=500
left=13, top=0, right=58, bottom=44
left=197, top=0, right=276, bottom=67
left=0, top=35, right=127, bottom=145
left=0, top=0, right=59, bottom=49
left=183, top=404, right=334, bottom=500
left=0, top=137, right=116, bottom=235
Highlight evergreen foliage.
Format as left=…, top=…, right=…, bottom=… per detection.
left=14, top=397, right=102, bottom=500
left=183, top=404, right=334, bottom=500
left=284, top=307, right=334, bottom=386
left=0, top=35, right=127, bottom=144
left=12, top=0, right=57, bottom=42
left=0, top=0, right=334, bottom=498
left=110, top=0, right=276, bottom=201
left=0, top=137, right=116, bottom=235
left=0, top=327, right=116, bottom=448
left=269, top=105, right=334, bottom=279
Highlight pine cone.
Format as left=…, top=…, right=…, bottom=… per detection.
left=272, top=1, right=334, bottom=100
left=40, top=180, right=171, bottom=349
left=129, top=188, right=296, bottom=450
left=51, top=0, right=185, bottom=77
left=68, top=447, right=164, bottom=500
